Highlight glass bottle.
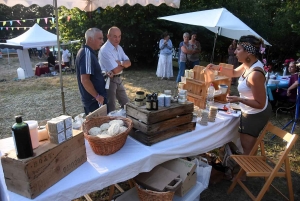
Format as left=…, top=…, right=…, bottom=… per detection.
left=146, top=94, right=152, bottom=110
left=206, top=83, right=215, bottom=109
left=11, top=115, right=33, bottom=159
left=152, top=93, right=158, bottom=110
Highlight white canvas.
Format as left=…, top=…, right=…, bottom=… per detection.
left=7, top=24, right=57, bottom=49
left=158, top=8, right=271, bottom=46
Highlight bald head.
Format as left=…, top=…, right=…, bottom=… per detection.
left=107, top=26, right=121, bottom=48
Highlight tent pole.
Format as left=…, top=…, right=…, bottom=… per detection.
left=210, top=30, right=218, bottom=63
left=54, top=0, right=66, bottom=114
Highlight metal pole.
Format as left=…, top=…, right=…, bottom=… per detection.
left=210, top=27, right=220, bottom=63
left=54, top=0, right=66, bottom=114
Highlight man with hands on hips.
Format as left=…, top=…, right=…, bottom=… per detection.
left=75, top=28, right=106, bottom=115
left=98, top=26, right=131, bottom=113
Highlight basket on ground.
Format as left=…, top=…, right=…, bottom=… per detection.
left=134, top=180, right=175, bottom=201
left=83, top=116, right=133, bottom=155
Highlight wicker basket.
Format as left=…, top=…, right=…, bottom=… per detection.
left=134, top=180, right=175, bottom=201
left=83, top=116, right=133, bottom=155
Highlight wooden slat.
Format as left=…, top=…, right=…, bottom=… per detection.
left=129, top=113, right=193, bottom=134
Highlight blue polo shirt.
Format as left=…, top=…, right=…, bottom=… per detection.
left=75, top=45, right=106, bottom=107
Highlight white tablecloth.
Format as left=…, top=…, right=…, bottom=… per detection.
left=0, top=113, right=239, bottom=201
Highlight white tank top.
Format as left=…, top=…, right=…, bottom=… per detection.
left=237, top=60, right=268, bottom=114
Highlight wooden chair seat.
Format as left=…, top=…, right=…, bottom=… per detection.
left=227, top=121, right=298, bottom=201
left=231, top=155, right=287, bottom=177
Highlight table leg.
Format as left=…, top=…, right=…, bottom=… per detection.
left=267, top=87, right=274, bottom=101
left=108, top=185, right=115, bottom=200
left=83, top=194, right=93, bottom=201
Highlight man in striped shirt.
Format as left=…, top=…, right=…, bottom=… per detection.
left=75, top=28, right=107, bottom=115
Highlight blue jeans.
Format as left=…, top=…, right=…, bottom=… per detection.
left=176, top=62, right=186, bottom=83
left=192, top=60, right=200, bottom=66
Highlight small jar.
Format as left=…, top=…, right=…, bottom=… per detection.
left=135, top=98, right=144, bottom=107
left=136, top=91, right=145, bottom=99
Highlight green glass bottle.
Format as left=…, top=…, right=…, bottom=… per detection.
left=11, top=115, right=33, bottom=159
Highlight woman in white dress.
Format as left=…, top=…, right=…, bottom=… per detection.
left=156, top=32, right=173, bottom=79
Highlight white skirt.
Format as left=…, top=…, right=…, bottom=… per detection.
left=156, top=54, right=173, bottom=78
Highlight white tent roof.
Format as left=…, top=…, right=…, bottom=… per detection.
left=6, top=24, right=57, bottom=49
left=158, top=8, right=271, bottom=46
left=0, top=0, right=180, bottom=10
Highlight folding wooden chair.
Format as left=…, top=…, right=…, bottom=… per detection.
left=227, top=121, right=298, bottom=201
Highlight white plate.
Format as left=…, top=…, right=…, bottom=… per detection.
left=218, top=111, right=241, bottom=117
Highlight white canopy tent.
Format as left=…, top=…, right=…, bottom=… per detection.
left=6, top=24, right=58, bottom=78
left=7, top=23, right=57, bottom=48
left=158, top=8, right=271, bottom=62
left=0, top=0, right=181, bottom=114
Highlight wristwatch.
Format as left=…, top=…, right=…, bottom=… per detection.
left=120, top=61, right=124, bottom=66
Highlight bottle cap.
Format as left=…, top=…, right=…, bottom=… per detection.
left=15, top=115, right=22, bottom=123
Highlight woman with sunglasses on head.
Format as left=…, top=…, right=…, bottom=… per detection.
left=207, top=35, right=272, bottom=159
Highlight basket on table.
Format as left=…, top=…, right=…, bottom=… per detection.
left=83, top=116, right=133, bottom=155
left=134, top=180, right=175, bottom=201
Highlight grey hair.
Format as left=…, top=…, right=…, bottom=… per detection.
left=85, top=28, right=102, bottom=41
left=183, top=32, right=190, bottom=38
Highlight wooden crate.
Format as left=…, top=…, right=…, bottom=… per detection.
left=1, top=130, right=87, bottom=199
left=126, top=102, right=195, bottom=145
left=183, top=63, right=232, bottom=109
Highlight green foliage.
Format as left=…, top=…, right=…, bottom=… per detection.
left=1, top=0, right=300, bottom=65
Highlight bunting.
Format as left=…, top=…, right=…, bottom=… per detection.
left=0, top=16, right=54, bottom=26
left=0, top=26, right=55, bottom=31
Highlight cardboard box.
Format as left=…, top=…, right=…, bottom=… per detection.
left=134, top=166, right=181, bottom=192
left=1, top=130, right=86, bottom=199
left=159, top=158, right=197, bottom=197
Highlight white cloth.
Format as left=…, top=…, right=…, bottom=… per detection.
left=156, top=54, right=173, bottom=78
left=238, top=60, right=268, bottom=114
left=62, top=49, right=71, bottom=63
left=0, top=114, right=239, bottom=201
left=98, top=41, right=129, bottom=72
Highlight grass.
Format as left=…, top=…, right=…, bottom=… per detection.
left=0, top=56, right=299, bottom=201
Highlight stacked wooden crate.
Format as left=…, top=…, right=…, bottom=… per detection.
left=183, top=64, right=233, bottom=109
left=126, top=102, right=196, bottom=145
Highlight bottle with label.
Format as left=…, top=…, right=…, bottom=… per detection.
left=152, top=93, right=158, bottom=110
left=11, top=115, right=33, bottom=159
left=206, top=83, right=215, bottom=109
left=146, top=94, right=152, bottom=110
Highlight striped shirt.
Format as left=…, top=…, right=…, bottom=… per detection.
left=75, top=45, right=106, bottom=107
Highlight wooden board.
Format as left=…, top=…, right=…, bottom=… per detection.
left=86, top=104, right=107, bottom=120
left=126, top=102, right=194, bottom=124
left=130, top=122, right=196, bottom=146
left=1, top=130, right=87, bottom=199
left=129, top=113, right=193, bottom=134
